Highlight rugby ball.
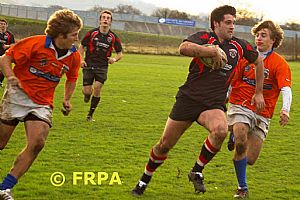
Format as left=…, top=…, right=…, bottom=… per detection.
left=199, top=44, right=227, bottom=69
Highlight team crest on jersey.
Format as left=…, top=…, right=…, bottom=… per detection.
left=264, top=68, right=270, bottom=79
left=107, top=36, right=112, bottom=43
left=40, top=59, right=47, bottom=66
left=229, top=49, right=237, bottom=59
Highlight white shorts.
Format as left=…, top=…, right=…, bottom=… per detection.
left=227, top=104, right=270, bottom=141
left=0, top=85, right=53, bottom=126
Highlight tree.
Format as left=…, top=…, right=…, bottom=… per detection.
left=282, top=21, right=300, bottom=31
left=114, top=4, right=143, bottom=15
left=88, top=5, right=114, bottom=12
left=151, top=8, right=190, bottom=20
left=48, top=5, right=65, bottom=10
left=236, top=8, right=263, bottom=26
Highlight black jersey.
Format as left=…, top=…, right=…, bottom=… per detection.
left=81, top=28, right=122, bottom=69
left=0, top=30, right=15, bottom=56
left=178, top=31, right=258, bottom=106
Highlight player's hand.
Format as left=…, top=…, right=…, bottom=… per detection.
left=108, top=57, right=117, bottom=64
left=61, top=100, right=72, bottom=116
left=3, top=44, right=10, bottom=50
left=7, top=76, right=21, bottom=88
left=211, top=45, right=223, bottom=70
left=251, top=92, right=265, bottom=113
left=279, top=109, right=289, bottom=126
left=81, top=60, right=87, bottom=68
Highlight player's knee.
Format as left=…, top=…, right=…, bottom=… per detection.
left=29, top=139, right=46, bottom=154
left=247, top=155, right=258, bottom=165
left=212, top=124, right=228, bottom=140
left=235, top=142, right=247, bottom=155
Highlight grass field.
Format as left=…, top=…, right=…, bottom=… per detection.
left=0, top=54, right=300, bottom=200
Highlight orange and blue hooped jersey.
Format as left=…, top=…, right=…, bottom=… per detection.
left=229, top=52, right=292, bottom=118
left=5, top=35, right=81, bottom=107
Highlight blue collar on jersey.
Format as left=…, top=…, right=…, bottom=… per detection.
left=45, top=35, right=77, bottom=52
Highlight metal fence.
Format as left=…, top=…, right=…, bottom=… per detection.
left=0, top=3, right=299, bottom=59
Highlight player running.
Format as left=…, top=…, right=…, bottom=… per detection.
left=0, top=9, right=82, bottom=200
left=227, top=20, right=292, bottom=198
left=79, top=10, right=123, bottom=122
left=132, top=5, right=265, bottom=196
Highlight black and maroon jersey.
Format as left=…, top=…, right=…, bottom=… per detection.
left=0, top=30, right=15, bottom=56
left=81, top=28, right=122, bottom=69
left=178, top=31, right=258, bottom=106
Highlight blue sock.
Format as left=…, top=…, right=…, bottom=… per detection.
left=233, top=157, right=248, bottom=190
left=0, top=174, right=18, bottom=190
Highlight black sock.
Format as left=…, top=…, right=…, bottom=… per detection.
left=140, top=173, right=152, bottom=184
left=141, top=149, right=167, bottom=184
left=0, top=73, right=4, bottom=83
left=88, top=96, right=100, bottom=116
left=192, top=162, right=204, bottom=172
left=193, top=138, right=219, bottom=172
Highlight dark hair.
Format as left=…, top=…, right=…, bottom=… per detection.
left=100, top=10, right=113, bottom=21
left=251, top=20, right=284, bottom=49
left=210, top=5, right=236, bottom=30
left=45, top=9, right=83, bottom=38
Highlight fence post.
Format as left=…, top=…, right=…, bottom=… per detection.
left=295, top=34, right=298, bottom=60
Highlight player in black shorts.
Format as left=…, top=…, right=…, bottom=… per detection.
left=0, top=18, right=15, bottom=87
left=132, top=5, right=265, bottom=196
left=79, top=10, right=123, bottom=121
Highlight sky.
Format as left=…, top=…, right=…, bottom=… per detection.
left=141, top=0, right=299, bottom=24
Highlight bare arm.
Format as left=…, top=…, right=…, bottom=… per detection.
left=179, top=41, right=223, bottom=68
left=251, top=55, right=265, bottom=112
left=108, top=51, right=123, bottom=64
left=78, top=44, right=87, bottom=68
left=0, top=54, right=20, bottom=87
left=179, top=41, right=218, bottom=58
left=62, top=80, right=77, bottom=115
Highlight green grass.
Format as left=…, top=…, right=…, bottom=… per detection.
left=0, top=54, right=300, bottom=199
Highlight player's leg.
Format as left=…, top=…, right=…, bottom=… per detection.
left=9, top=116, right=49, bottom=181
left=232, top=122, right=250, bottom=198
left=246, top=133, right=263, bottom=165
left=0, top=117, right=49, bottom=200
left=189, top=109, right=227, bottom=193
left=0, top=72, right=4, bottom=87
left=82, top=68, right=94, bottom=103
left=0, top=120, right=18, bottom=150
left=86, top=81, right=103, bottom=121
left=0, top=120, right=18, bottom=200
left=86, top=69, right=107, bottom=121
left=132, top=118, right=192, bottom=196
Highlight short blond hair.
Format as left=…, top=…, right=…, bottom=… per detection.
left=45, top=9, right=83, bottom=38
left=100, top=10, right=113, bottom=21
